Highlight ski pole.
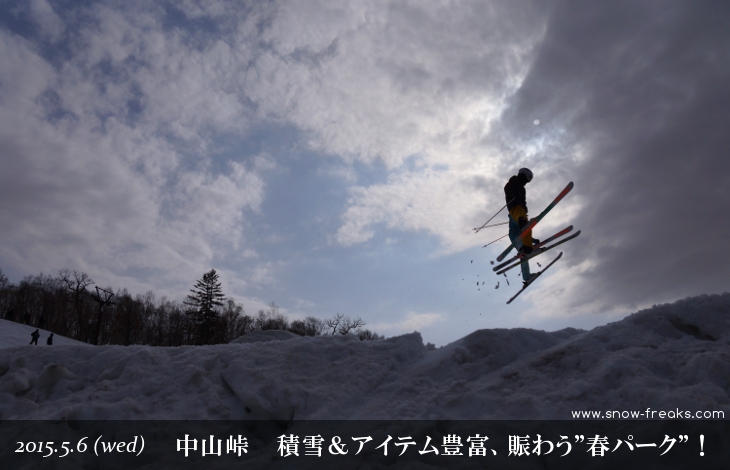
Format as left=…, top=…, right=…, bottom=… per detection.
left=483, top=233, right=508, bottom=248
left=474, top=198, right=514, bottom=233
left=478, top=221, right=508, bottom=229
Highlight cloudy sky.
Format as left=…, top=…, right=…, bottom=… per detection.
left=1, top=0, right=728, bottom=346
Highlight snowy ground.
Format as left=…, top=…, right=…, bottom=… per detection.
left=0, top=320, right=88, bottom=349
left=1, top=293, right=729, bottom=420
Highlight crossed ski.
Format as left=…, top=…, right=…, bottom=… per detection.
left=496, top=182, right=573, bottom=262
left=506, top=252, right=563, bottom=304
left=495, top=230, right=580, bottom=275
left=493, top=225, right=573, bottom=271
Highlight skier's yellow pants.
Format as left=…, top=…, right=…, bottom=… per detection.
left=508, top=206, right=533, bottom=248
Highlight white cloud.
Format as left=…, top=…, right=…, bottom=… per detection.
left=372, top=310, right=445, bottom=335
left=1, top=0, right=552, bottom=312
left=0, top=6, right=266, bottom=296
left=28, top=0, right=65, bottom=42
left=168, top=162, right=264, bottom=244
left=335, top=167, right=495, bottom=251
left=230, top=1, right=548, bottom=250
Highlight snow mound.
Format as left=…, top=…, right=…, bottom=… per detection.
left=0, top=293, right=728, bottom=420
left=230, top=329, right=300, bottom=343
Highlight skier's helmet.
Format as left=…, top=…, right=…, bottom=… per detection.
left=518, top=167, right=533, bottom=182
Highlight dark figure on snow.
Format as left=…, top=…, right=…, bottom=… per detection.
left=30, top=329, right=40, bottom=345
left=504, top=168, right=541, bottom=285
left=47, top=334, right=54, bottom=345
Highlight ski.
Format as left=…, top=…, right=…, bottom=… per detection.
left=492, top=225, right=573, bottom=272
left=495, top=230, right=580, bottom=275
left=495, top=182, right=574, bottom=262
left=506, top=252, right=563, bottom=304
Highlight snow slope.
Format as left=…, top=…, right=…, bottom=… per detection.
left=1, top=294, right=729, bottom=420
left=0, top=319, right=88, bottom=348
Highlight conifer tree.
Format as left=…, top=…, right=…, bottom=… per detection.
left=184, top=269, right=225, bottom=344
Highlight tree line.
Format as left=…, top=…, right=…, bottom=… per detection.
left=0, top=268, right=382, bottom=346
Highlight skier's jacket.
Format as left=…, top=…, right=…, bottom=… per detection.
left=504, top=174, right=528, bottom=214
left=504, top=173, right=534, bottom=248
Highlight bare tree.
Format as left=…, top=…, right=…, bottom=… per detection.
left=357, top=329, right=382, bottom=341
left=112, top=289, right=144, bottom=345
left=287, top=316, right=323, bottom=336
left=218, top=299, right=255, bottom=343
left=288, top=319, right=306, bottom=336
left=305, top=316, right=325, bottom=336
left=0, top=268, right=11, bottom=320
left=163, top=299, right=190, bottom=347
left=89, top=286, right=115, bottom=345
left=338, top=316, right=365, bottom=335
left=58, top=269, right=95, bottom=342
left=254, top=302, right=288, bottom=331
left=324, top=313, right=344, bottom=335
left=324, top=313, right=366, bottom=335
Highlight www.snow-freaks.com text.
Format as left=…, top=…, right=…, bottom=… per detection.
left=571, top=409, right=724, bottom=419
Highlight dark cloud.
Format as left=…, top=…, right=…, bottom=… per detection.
left=502, top=0, right=730, bottom=311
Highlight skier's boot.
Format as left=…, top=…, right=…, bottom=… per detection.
left=518, top=245, right=533, bottom=256
left=523, top=273, right=538, bottom=287
left=519, top=245, right=543, bottom=259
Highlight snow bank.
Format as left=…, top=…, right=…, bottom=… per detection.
left=1, top=293, right=729, bottom=420
left=0, top=319, right=87, bottom=348
left=230, top=330, right=300, bottom=344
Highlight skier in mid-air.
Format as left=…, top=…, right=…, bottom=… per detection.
left=492, top=172, right=577, bottom=303
left=504, top=168, right=541, bottom=285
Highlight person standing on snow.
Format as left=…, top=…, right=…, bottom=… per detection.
left=30, top=329, right=40, bottom=345
left=504, top=168, right=541, bottom=285
left=47, top=333, right=54, bottom=345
